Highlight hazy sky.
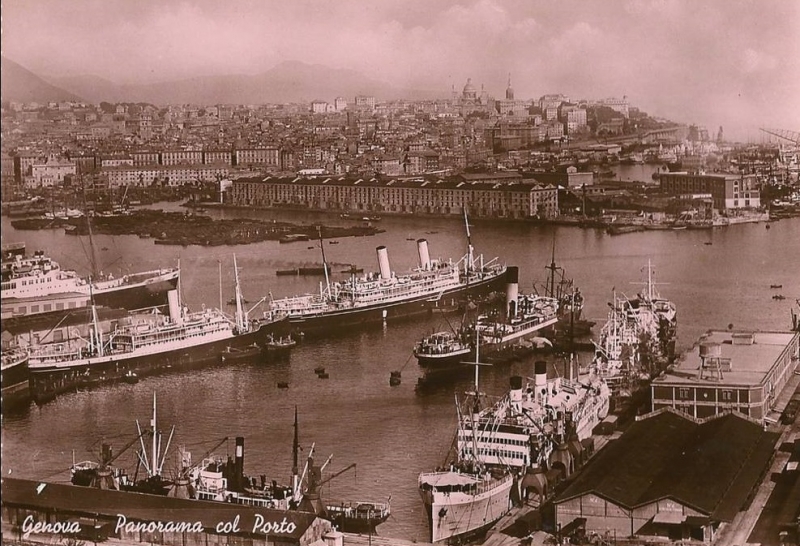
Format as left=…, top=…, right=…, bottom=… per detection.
left=2, top=0, right=798, bottom=140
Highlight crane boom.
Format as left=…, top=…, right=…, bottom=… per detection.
left=318, top=462, right=357, bottom=488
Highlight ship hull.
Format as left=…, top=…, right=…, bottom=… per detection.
left=28, top=317, right=290, bottom=403
left=420, top=473, right=514, bottom=544
left=1, top=269, right=179, bottom=319
left=416, top=315, right=559, bottom=384
left=91, top=269, right=179, bottom=311
left=287, top=272, right=508, bottom=337
left=1, top=354, right=30, bottom=409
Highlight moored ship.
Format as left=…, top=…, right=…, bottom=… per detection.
left=1, top=243, right=179, bottom=321
left=27, top=258, right=289, bottom=402
left=1, top=348, right=30, bottom=408
left=415, top=267, right=559, bottom=383
left=268, top=213, right=508, bottom=336
left=69, top=400, right=390, bottom=533
left=592, top=260, right=677, bottom=400
left=418, top=353, right=610, bottom=543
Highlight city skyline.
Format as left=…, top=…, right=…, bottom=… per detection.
left=1, top=0, right=799, bottom=141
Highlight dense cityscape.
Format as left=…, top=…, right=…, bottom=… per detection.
left=2, top=2, right=800, bottom=546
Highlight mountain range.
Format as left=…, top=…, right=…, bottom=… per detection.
left=2, top=57, right=441, bottom=105
left=1, top=57, right=83, bottom=103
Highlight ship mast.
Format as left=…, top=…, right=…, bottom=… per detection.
left=233, top=254, right=245, bottom=331
left=88, top=281, right=104, bottom=357
left=318, top=226, right=331, bottom=296
left=463, top=208, right=473, bottom=276
left=292, top=406, right=300, bottom=500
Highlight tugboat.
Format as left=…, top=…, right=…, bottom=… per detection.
left=269, top=211, right=508, bottom=337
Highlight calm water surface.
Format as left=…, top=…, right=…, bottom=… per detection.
left=1, top=207, right=798, bottom=540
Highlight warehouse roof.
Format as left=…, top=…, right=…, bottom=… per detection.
left=554, top=410, right=779, bottom=522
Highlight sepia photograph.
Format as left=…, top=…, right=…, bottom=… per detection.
left=1, top=1, right=799, bottom=545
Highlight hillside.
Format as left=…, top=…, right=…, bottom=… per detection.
left=1, top=57, right=83, bottom=103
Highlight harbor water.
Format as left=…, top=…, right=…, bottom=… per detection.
left=1, top=208, right=798, bottom=541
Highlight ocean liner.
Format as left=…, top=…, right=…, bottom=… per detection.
left=592, top=260, right=677, bottom=396
left=268, top=213, right=507, bottom=336
left=414, top=267, right=559, bottom=383
left=27, top=257, right=288, bottom=402
left=418, top=353, right=610, bottom=543
left=1, top=242, right=179, bottom=321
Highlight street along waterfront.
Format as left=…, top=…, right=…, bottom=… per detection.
left=1, top=208, right=798, bottom=541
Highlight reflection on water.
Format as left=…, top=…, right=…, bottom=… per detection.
left=1, top=211, right=798, bottom=540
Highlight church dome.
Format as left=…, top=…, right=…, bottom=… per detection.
left=462, top=78, right=477, bottom=100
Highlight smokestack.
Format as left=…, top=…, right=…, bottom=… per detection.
left=509, top=375, right=523, bottom=409
left=417, top=239, right=431, bottom=270
left=376, top=246, right=391, bottom=280
left=167, top=290, right=182, bottom=325
left=234, top=436, right=245, bottom=491
left=534, top=361, right=548, bottom=405
left=506, top=266, right=519, bottom=318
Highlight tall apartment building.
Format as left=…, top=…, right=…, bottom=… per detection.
left=161, top=150, right=203, bottom=166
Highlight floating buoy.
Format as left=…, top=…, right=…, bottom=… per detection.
left=277, top=382, right=290, bottom=389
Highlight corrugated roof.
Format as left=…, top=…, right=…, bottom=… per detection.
left=554, top=411, right=778, bottom=521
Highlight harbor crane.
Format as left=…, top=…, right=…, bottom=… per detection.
left=760, top=128, right=800, bottom=146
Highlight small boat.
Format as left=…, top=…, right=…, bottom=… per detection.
left=770, top=284, right=783, bottom=289
left=220, top=344, right=261, bottom=362
left=123, top=371, right=139, bottom=384
left=329, top=241, right=340, bottom=245
left=265, top=335, right=297, bottom=355
left=308, top=246, right=315, bottom=249
left=389, top=371, right=401, bottom=386
left=314, top=366, right=326, bottom=375
left=704, top=242, right=713, bottom=246
left=773, top=295, right=787, bottom=300
left=318, top=372, right=330, bottom=379
left=277, top=381, right=290, bottom=389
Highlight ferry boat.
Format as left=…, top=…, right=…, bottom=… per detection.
left=415, top=267, right=558, bottom=382
left=592, top=260, right=677, bottom=397
left=419, top=349, right=610, bottom=543
left=1, top=243, right=179, bottom=320
left=27, top=257, right=288, bottom=402
left=269, top=212, right=507, bottom=336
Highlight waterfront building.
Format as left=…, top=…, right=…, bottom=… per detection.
left=554, top=409, right=779, bottom=541
left=229, top=175, right=559, bottom=219
left=29, top=154, right=76, bottom=188
left=659, top=172, right=761, bottom=211
left=131, top=151, right=160, bottom=167
left=103, top=164, right=230, bottom=188
left=650, top=330, right=799, bottom=422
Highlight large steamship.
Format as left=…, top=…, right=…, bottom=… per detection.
left=27, top=258, right=288, bottom=402
left=1, top=243, right=179, bottom=321
left=414, top=267, right=559, bottom=383
left=419, top=357, right=610, bottom=544
left=268, top=214, right=508, bottom=336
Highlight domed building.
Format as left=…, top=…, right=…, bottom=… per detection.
left=462, top=78, right=478, bottom=103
